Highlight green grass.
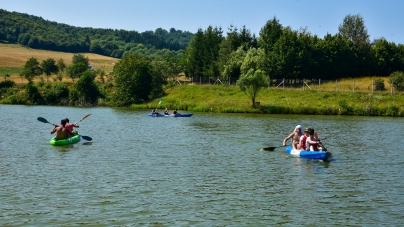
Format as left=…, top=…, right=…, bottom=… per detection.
left=0, top=67, right=22, bottom=77
left=133, top=84, right=404, bottom=116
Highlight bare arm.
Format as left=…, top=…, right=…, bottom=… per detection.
left=283, top=133, right=293, bottom=146
left=307, top=137, right=319, bottom=145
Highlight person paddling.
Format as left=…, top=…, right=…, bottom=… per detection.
left=305, top=128, right=323, bottom=151
left=164, top=108, right=169, bottom=115
left=151, top=108, right=159, bottom=115
left=51, top=119, right=74, bottom=140
left=283, top=125, right=304, bottom=150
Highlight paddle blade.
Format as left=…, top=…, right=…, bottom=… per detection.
left=78, top=114, right=91, bottom=123
left=81, top=135, right=92, bottom=141
left=81, top=114, right=91, bottom=121
left=263, top=147, right=276, bottom=151
left=37, top=117, right=49, bottom=124
left=263, top=145, right=285, bottom=151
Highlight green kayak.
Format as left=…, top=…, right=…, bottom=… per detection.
left=50, top=132, right=81, bottom=146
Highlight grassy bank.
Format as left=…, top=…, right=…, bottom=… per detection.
left=133, top=85, right=404, bottom=116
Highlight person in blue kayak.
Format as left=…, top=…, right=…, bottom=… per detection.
left=283, top=125, right=304, bottom=150
left=172, top=109, right=179, bottom=114
left=51, top=119, right=74, bottom=140
left=305, top=128, right=323, bottom=151
left=151, top=108, right=159, bottom=115
left=299, top=128, right=310, bottom=150
left=164, top=108, right=169, bottom=115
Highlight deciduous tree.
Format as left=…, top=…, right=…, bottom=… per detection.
left=237, top=48, right=267, bottom=106
left=75, top=70, right=102, bottom=104
left=23, top=57, right=42, bottom=83
left=41, top=58, right=58, bottom=81
left=112, top=53, right=153, bottom=106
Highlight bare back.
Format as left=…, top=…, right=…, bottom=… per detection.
left=52, top=126, right=73, bottom=140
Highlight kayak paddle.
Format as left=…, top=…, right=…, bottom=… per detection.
left=37, top=117, right=58, bottom=126
left=263, top=146, right=283, bottom=151
left=81, top=135, right=92, bottom=141
left=77, top=114, right=91, bottom=123
left=38, top=117, right=92, bottom=141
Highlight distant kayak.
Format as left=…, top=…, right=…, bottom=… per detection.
left=50, top=132, right=81, bottom=146
left=148, top=113, right=193, bottom=117
left=285, top=145, right=332, bottom=161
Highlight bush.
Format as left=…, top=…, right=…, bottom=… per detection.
left=25, top=83, right=44, bottom=104
left=374, top=78, right=385, bottom=91
left=388, top=71, right=404, bottom=91
left=43, top=82, right=70, bottom=105
left=0, top=80, right=16, bottom=89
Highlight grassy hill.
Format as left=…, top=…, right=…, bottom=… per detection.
left=0, top=43, right=119, bottom=84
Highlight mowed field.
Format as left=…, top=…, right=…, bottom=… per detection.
left=0, top=43, right=119, bottom=84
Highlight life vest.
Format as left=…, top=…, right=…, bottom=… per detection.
left=301, top=135, right=307, bottom=150
left=65, top=124, right=74, bottom=132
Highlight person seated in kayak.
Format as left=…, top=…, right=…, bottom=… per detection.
left=283, top=125, right=304, bottom=150
left=51, top=119, right=74, bottom=140
left=172, top=109, right=179, bottom=114
left=299, top=127, right=310, bottom=150
left=305, top=128, right=322, bottom=151
left=164, top=108, right=169, bottom=115
left=64, top=118, right=79, bottom=134
left=151, top=108, right=159, bottom=114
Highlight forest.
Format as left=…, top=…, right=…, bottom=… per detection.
left=0, top=9, right=194, bottom=59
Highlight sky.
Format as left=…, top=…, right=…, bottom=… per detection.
left=2, top=0, right=403, bottom=44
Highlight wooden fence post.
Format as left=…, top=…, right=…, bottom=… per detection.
left=353, top=79, right=355, bottom=93
left=372, top=80, right=374, bottom=94
left=336, top=79, right=338, bottom=91
left=319, top=79, right=321, bottom=91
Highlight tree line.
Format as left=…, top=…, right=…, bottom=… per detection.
left=181, top=15, right=404, bottom=85
left=0, top=9, right=193, bottom=59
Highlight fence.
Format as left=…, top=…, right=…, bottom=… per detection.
left=176, top=76, right=399, bottom=95
left=272, top=78, right=397, bottom=94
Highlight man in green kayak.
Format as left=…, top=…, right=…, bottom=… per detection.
left=51, top=119, right=74, bottom=140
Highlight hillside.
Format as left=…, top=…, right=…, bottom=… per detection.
left=0, top=43, right=119, bottom=83
left=0, top=9, right=194, bottom=59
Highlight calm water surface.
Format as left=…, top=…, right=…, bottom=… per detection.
left=0, top=105, right=403, bottom=226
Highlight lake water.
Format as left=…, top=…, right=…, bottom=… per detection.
left=1, top=105, right=403, bottom=226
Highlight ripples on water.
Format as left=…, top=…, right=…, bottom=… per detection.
left=0, top=105, right=403, bottom=226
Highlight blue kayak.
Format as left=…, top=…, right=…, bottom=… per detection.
left=148, top=113, right=193, bottom=117
left=285, top=145, right=332, bottom=161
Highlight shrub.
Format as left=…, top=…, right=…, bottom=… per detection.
left=43, top=82, right=70, bottom=105
left=388, top=71, right=404, bottom=91
left=0, top=80, right=16, bottom=89
left=374, top=78, right=385, bottom=91
left=25, top=83, right=44, bottom=104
